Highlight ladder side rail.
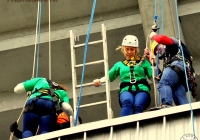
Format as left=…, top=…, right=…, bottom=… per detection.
left=70, top=30, right=78, bottom=121
left=102, top=24, right=112, bottom=119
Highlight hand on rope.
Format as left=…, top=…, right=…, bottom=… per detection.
left=144, top=47, right=156, bottom=65
left=149, top=24, right=159, bottom=39
left=151, top=24, right=160, bottom=32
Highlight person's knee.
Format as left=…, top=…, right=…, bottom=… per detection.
left=121, top=99, right=133, bottom=107
left=22, top=131, right=33, bottom=138
left=120, top=92, right=133, bottom=107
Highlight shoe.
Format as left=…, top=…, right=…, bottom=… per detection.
left=149, top=106, right=162, bottom=111
left=161, top=104, right=171, bottom=108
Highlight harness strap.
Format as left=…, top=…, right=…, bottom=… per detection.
left=170, top=65, right=184, bottom=79
left=119, top=79, right=151, bottom=93
left=25, top=79, right=63, bottom=115
left=46, top=79, right=62, bottom=115
left=118, top=80, right=151, bottom=108
left=24, top=93, right=55, bottom=115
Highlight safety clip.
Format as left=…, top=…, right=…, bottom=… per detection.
left=129, top=72, right=136, bottom=84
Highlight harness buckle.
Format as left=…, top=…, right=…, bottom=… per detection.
left=130, top=79, right=137, bottom=84
left=38, top=89, right=49, bottom=94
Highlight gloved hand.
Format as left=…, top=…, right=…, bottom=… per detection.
left=151, top=24, right=160, bottom=32
left=10, top=122, right=18, bottom=132
left=149, top=24, right=159, bottom=39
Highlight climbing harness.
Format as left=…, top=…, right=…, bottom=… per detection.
left=159, top=40, right=197, bottom=98
left=24, top=79, right=63, bottom=115
left=119, top=56, right=151, bottom=94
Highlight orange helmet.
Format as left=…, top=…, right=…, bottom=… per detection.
left=57, top=112, right=69, bottom=124
left=151, top=41, right=158, bottom=55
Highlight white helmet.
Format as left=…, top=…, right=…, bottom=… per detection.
left=122, top=35, right=139, bottom=47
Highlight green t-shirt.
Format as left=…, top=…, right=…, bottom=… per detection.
left=109, top=59, right=152, bottom=93
left=23, top=77, right=69, bottom=104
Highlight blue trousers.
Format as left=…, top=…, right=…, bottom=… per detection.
left=158, top=61, right=188, bottom=106
left=119, top=91, right=151, bottom=116
left=22, top=98, right=56, bottom=138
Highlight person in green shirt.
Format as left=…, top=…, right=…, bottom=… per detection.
left=93, top=35, right=153, bottom=116
left=13, top=77, right=73, bottom=138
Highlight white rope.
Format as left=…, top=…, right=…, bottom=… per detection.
left=146, top=31, right=157, bottom=107
left=10, top=2, right=41, bottom=140
left=32, top=1, right=40, bottom=78
left=49, top=0, right=51, bottom=79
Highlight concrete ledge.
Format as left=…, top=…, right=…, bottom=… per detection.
left=22, top=101, right=200, bottom=140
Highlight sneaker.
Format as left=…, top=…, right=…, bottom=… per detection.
left=161, top=104, right=171, bottom=108
left=149, top=106, right=162, bottom=111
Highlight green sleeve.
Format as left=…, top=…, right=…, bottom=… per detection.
left=23, top=78, right=45, bottom=92
left=58, top=90, right=70, bottom=104
left=108, top=62, right=120, bottom=82
left=143, top=60, right=152, bottom=79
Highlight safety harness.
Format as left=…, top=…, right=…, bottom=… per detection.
left=24, top=79, right=63, bottom=115
left=119, top=57, right=151, bottom=94
left=118, top=57, right=151, bottom=108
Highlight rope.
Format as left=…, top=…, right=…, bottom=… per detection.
left=153, top=0, right=160, bottom=107
left=161, top=0, right=164, bottom=35
left=10, top=1, right=43, bottom=140
left=157, top=0, right=165, bottom=106
left=32, top=1, right=40, bottom=78
left=174, top=0, right=196, bottom=136
left=9, top=96, right=29, bottom=140
left=35, top=0, right=43, bottom=78
left=49, top=0, right=51, bottom=80
left=74, top=0, right=97, bottom=126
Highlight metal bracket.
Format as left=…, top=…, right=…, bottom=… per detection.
left=75, top=35, right=79, bottom=42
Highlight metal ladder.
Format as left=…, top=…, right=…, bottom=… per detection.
left=70, top=24, right=113, bottom=124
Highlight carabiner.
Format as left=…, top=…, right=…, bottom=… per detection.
left=129, top=72, right=136, bottom=84
left=130, top=78, right=136, bottom=84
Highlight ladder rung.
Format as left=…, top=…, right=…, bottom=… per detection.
left=76, top=82, right=93, bottom=88
left=75, top=60, right=104, bottom=68
left=79, top=101, right=107, bottom=108
left=74, top=40, right=103, bottom=48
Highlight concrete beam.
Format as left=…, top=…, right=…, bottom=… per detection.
left=0, top=2, right=200, bottom=52
left=0, top=14, right=141, bottom=52
left=179, top=1, right=200, bottom=16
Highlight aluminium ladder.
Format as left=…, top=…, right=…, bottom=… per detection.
left=70, top=24, right=113, bottom=124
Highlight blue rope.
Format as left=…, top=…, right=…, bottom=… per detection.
left=174, top=0, right=196, bottom=136
left=161, top=0, right=164, bottom=35
left=35, top=0, right=43, bottom=78
left=154, top=0, right=158, bottom=22
left=74, top=0, right=97, bottom=126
